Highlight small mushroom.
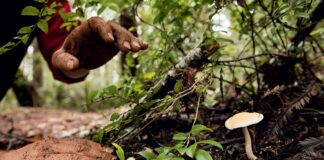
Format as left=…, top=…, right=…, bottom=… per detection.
left=225, top=112, right=264, bottom=160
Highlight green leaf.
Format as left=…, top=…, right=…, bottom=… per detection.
left=21, top=6, right=40, bottom=16
left=110, top=113, right=120, bottom=121
left=173, top=100, right=181, bottom=112
left=91, top=134, right=99, bottom=142
left=42, top=8, right=56, bottom=16
left=103, top=85, right=117, bottom=95
left=97, top=129, right=104, bottom=143
left=176, top=147, right=186, bottom=155
left=112, top=143, right=125, bottom=160
left=185, top=143, right=197, bottom=158
left=76, top=7, right=85, bottom=17
left=198, top=140, right=223, bottom=151
left=174, top=79, right=183, bottom=93
left=155, top=146, right=172, bottom=154
left=97, top=6, right=106, bottom=15
left=0, top=42, right=16, bottom=54
left=172, top=133, right=187, bottom=141
left=133, top=82, right=144, bottom=94
left=89, top=90, right=98, bottom=102
left=144, top=72, right=155, bottom=79
left=106, top=3, right=120, bottom=12
left=115, top=98, right=128, bottom=107
left=103, top=120, right=120, bottom=131
left=126, top=53, right=135, bottom=67
left=295, top=11, right=309, bottom=18
left=170, top=158, right=185, bottom=160
left=59, top=10, right=77, bottom=21
left=21, top=34, right=30, bottom=45
left=139, top=150, right=157, bottom=160
left=154, top=147, right=164, bottom=154
left=43, top=16, right=52, bottom=22
left=190, top=124, right=213, bottom=135
left=194, top=149, right=213, bottom=160
left=310, top=27, right=324, bottom=36
left=59, top=22, right=72, bottom=29
left=142, top=99, right=160, bottom=108
left=277, top=4, right=290, bottom=15
left=50, top=2, right=61, bottom=9
left=37, top=19, right=48, bottom=33
left=156, top=152, right=167, bottom=160
left=127, top=157, right=136, bottom=160
left=195, top=85, right=208, bottom=94
left=173, top=143, right=186, bottom=155
left=33, top=0, right=45, bottom=3
left=17, top=26, right=34, bottom=35
left=154, top=12, right=167, bottom=24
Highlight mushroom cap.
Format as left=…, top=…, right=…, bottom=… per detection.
left=225, top=112, right=264, bottom=130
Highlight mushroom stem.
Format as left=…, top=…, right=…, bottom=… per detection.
left=242, top=127, right=257, bottom=160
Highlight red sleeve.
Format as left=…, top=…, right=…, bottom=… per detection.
left=37, top=0, right=86, bottom=83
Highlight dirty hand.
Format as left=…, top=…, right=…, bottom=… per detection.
left=0, top=138, right=115, bottom=160
left=52, top=17, right=148, bottom=77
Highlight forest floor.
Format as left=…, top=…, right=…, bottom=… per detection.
left=115, top=84, right=324, bottom=160
left=0, top=83, right=323, bottom=160
left=0, top=107, right=127, bottom=151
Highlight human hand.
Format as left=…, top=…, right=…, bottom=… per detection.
left=52, top=16, right=148, bottom=73
left=0, top=138, right=115, bottom=160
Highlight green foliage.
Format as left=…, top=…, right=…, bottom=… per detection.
left=83, top=1, right=324, bottom=158
left=139, top=149, right=157, bottom=160
left=190, top=124, right=213, bottom=136
left=92, top=85, right=129, bottom=108
left=112, top=143, right=126, bottom=160
left=138, top=124, right=223, bottom=160
left=173, top=80, right=183, bottom=93
left=92, top=129, right=104, bottom=143
left=185, top=143, right=197, bottom=158
left=172, top=133, right=187, bottom=141
left=37, top=19, right=49, bottom=33
left=0, top=0, right=63, bottom=54
left=194, top=149, right=213, bottom=160
left=33, top=0, right=46, bottom=3
left=1, top=0, right=322, bottom=157
left=111, top=143, right=137, bottom=160
left=21, top=6, right=40, bottom=16
left=17, top=26, right=34, bottom=35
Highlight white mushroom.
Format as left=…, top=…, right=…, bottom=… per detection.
left=225, top=112, right=264, bottom=160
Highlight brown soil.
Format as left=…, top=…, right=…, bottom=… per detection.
left=0, top=138, right=115, bottom=160
left=0, top=107, right=128, bottom=150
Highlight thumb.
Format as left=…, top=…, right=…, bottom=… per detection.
left=52, top=50, right=80, bottom=71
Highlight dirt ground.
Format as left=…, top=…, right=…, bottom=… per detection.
left=0, top=107, right=128, bottom=150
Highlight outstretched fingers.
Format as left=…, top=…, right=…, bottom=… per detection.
left=88, top=17, right=115, bottom=43
left=109, top=21, right=148, bottom=53
left=137, top=38, right=148, bottom=50
left=87, top=17, right=148, bottom=53
left=120, top=38, right=141, bottom=53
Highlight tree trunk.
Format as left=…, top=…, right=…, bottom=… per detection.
left=12, top=69, right=43, bottom=107
left=119, top=11, right=138, bottom=76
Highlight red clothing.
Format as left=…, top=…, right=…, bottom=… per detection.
left=37, top=0, right=85, bottom=83
left=0, top=0, right=84, bottom=101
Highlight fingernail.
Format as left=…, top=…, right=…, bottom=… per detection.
left=123, top=41, right=131, bottom=50
left=132, top=41, right=141, bottom=48
left=67, top=60, right=74, bottom=70
left=108, top=33, right=114, bottom=41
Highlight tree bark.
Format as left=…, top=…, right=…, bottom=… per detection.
left=119, top=11, right=138, bottom=76
left=12, top=69, right=43, bottom=107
